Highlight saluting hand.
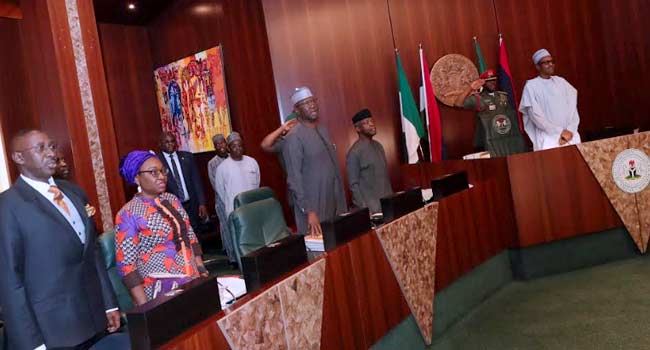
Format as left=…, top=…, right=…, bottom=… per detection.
left=470, top=79, right=485, bottom=90
left=281, top=119, right=298, bottom=136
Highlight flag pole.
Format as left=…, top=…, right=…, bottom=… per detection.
left=395, top=47, right=408, bottom=163
left=417, top=43, right=427, bottom=165
left=419, top=43, right=431, bottom=162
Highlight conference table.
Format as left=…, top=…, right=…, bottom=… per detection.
left=157, top=143, right=626, bottom=349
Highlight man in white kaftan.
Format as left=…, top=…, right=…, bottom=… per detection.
left=519, top=49, right=581, bottom=151
left=215, top=132, right=261, bottom=216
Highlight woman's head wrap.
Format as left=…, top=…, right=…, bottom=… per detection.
left=120, top=150, right=157, bottom=185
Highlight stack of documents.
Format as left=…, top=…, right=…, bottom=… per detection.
left=304, top=234, right=325, bottom=252
left=462, top=151, right=491, bottom=160
left=217, top=276, right=247, bottom=308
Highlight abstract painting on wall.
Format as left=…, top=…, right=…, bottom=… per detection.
left=154, top=45, right=231, bottom=153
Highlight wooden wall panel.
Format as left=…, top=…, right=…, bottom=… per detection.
left=98, top=23, right=161, bottom=199
left=98, top=24, right=161, bottom=157
left=99, top=0, right=290, bottom=219
left=98, top=0, right=289, bottom=218
left=508, top=146, right=622, bottom=247
left=0, top=18, right=37, bottom=181
left=597, top=0, right=650, bottom=132
left=19, top=0, right=78, bottom=174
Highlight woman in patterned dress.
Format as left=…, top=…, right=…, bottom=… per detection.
left=115, top=151, right=209, bottom=305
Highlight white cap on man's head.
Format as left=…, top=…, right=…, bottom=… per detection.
left=532, top=49, right=551, bottom=65
left=226, top=131, right=241, bottom=144
left=290, top=87, right=313, bottom=105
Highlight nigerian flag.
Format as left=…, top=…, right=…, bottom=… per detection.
left=396, top=53, right=424, bottom=164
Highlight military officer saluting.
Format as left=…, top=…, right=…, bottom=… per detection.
left=454, top=69, right=527, bottom=157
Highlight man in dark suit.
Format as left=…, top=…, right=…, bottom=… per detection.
left=0, top=129, right=124, bottom=350
left=157, top=132, right=207, bottom=232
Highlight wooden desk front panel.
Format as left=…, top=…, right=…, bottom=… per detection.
left=401, top=160, right=518, bottom=291
left=436, top=178, right=517, bottom=291
left=161, top=231, right=410, bottom=350
left=321, top=232, right=410, bottom=349
left=508, top=146, right=622, bottom=247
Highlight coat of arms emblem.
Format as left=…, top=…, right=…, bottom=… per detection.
left=491, top=114, right=511, bottom=135
left=612, top=148, right=650, bottom=193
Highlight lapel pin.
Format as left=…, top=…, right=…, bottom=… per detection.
left=85, top=204, right=96, bottom=217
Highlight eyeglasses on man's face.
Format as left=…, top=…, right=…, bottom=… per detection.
left=18, top=142, right=57, bottom=154
left=138, top=168, right=169, bottom=178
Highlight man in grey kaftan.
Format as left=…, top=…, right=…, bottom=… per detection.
left=346, top=108, right=393, bottom=214
left=282, top=87, right=347, bottom=235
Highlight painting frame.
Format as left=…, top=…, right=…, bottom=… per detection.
left=153, top=44, right=232, bottom=153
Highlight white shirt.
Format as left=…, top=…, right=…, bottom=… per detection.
left=519, top=76, right=581, bottom=151
left=215, top=156, right=261, bottom=215
left=163, top=151, right=190, bottom=201
left=21, top=175, right=117, bottom=350
left=21, top=175, right=86, bottom=244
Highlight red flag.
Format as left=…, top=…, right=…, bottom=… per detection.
left=497, top=35, right=524, bottom=133
left=419, top=46, right=442, bottom=162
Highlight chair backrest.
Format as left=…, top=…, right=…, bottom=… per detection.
left=233, top=186, right=276, bottom=210
left=228, top=197, right=291, bottom=267
left=98, top=230, right=134, bottom=312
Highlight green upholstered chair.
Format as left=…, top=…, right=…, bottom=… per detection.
left=98, top=230, right=134, bottom=312
left=228, top=197, right=292, bottom=268
left=233, top=186, right=276, bottom=210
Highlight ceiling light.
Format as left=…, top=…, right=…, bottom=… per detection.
left=127, top=3, right=136, bottom=10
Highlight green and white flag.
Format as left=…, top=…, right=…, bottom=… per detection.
left=396, top=53, right=424, bottom=164
left=474, top=36, right=487, bottom=74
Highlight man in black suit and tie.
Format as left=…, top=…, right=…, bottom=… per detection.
left=157, top=132, right=207, bottom=232
left=0, top=129, right=125, bottom=350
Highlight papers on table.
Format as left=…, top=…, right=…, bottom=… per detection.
left=217, top=276, right=247, bottom=308
left=421, top=188, right=433, bottom=202
left=304, top=234, right=324, bottom=252
left=422, top=184, right=474, bottom=202
left=462, top=151, right=491, bottom=160
left=148, top=272, right=188, bottom=278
